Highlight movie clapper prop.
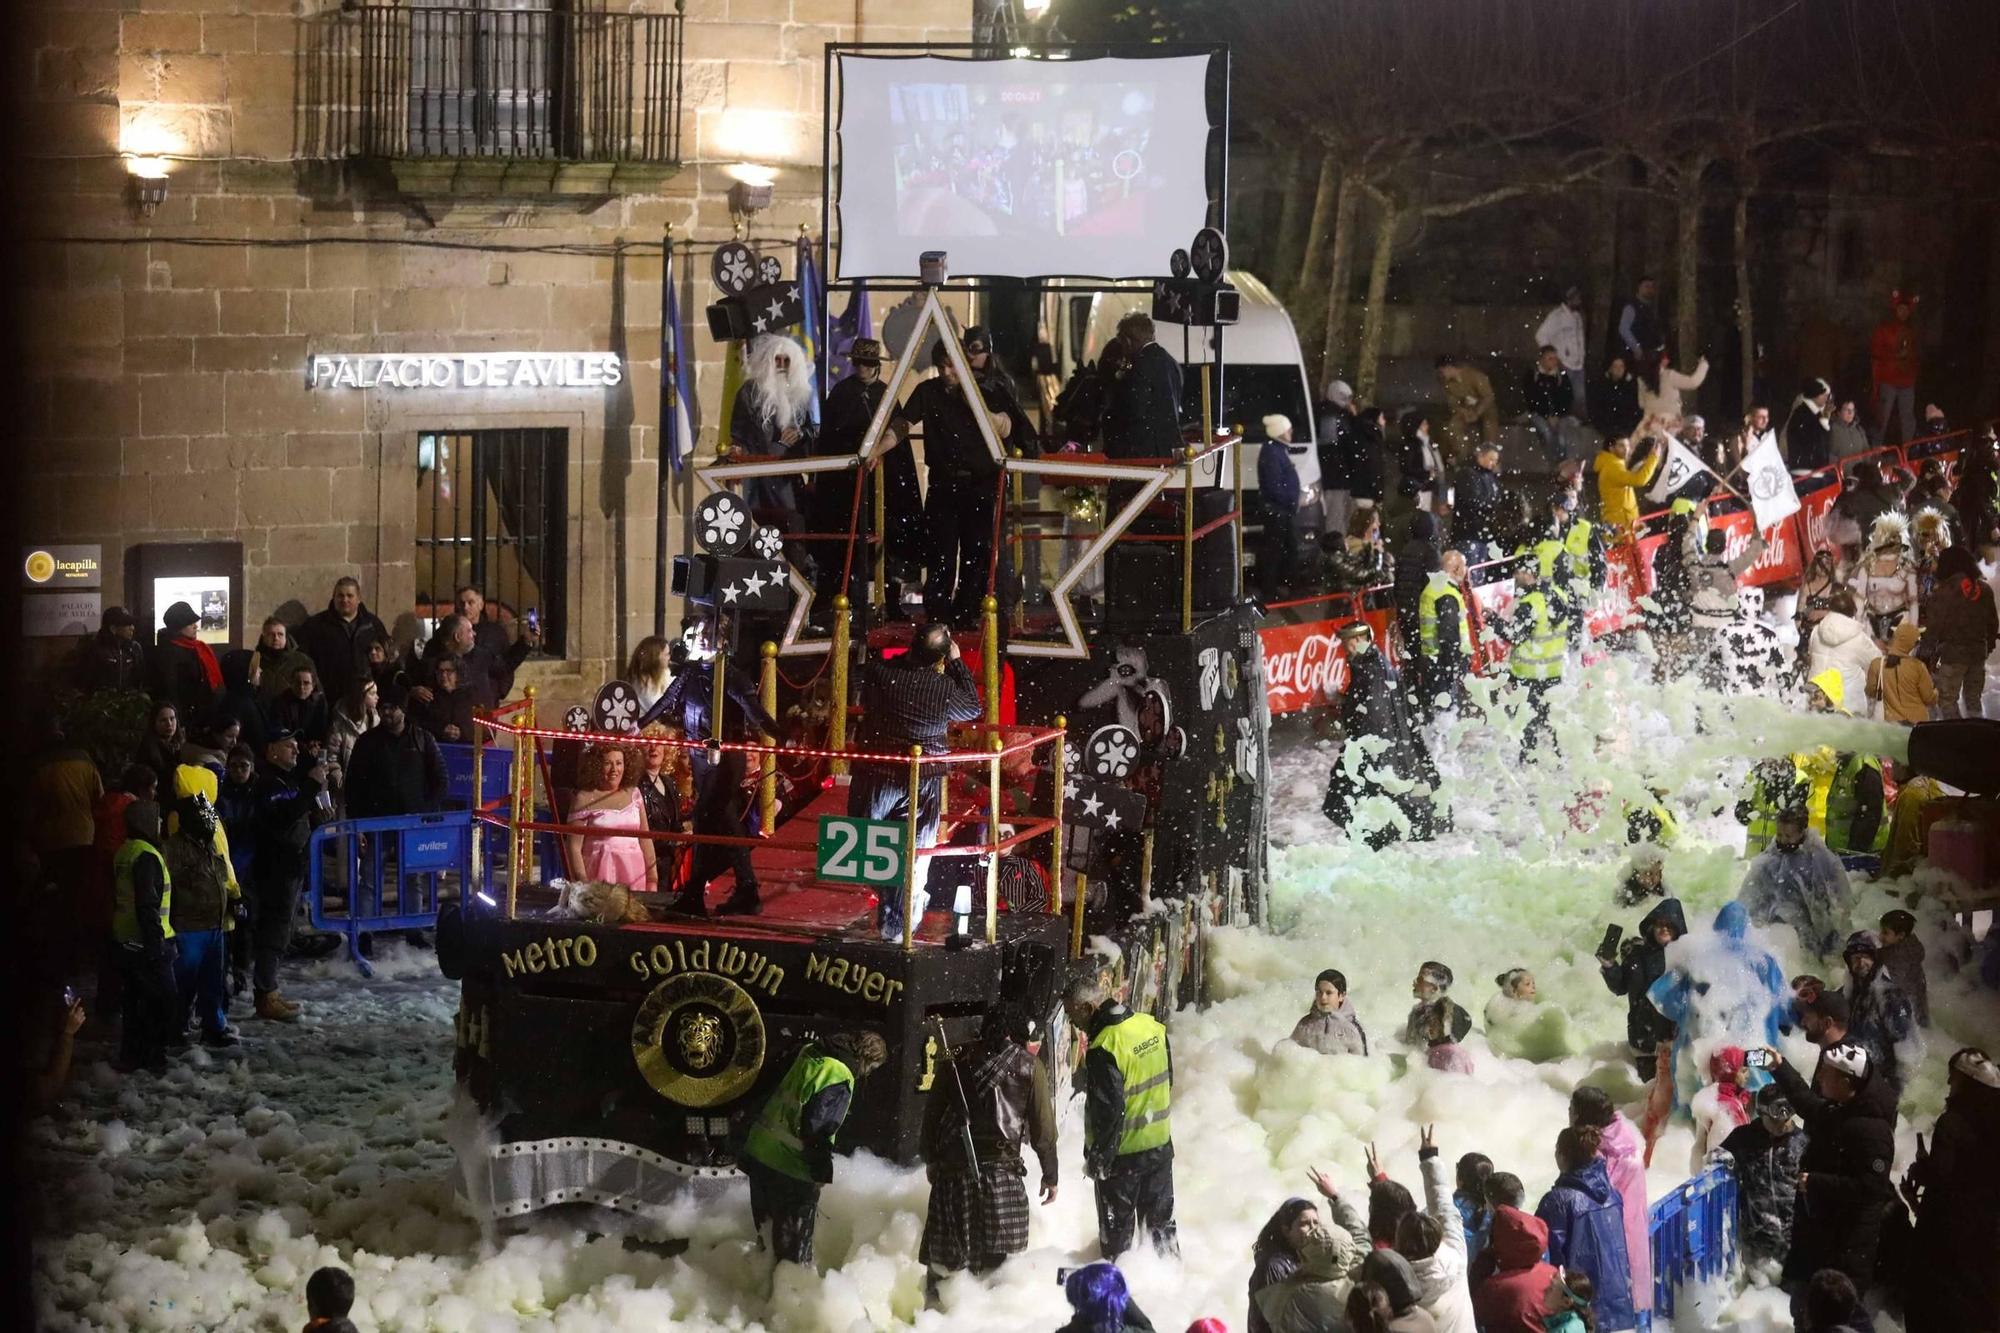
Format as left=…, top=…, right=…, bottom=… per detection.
left=1153, top=226, right=1239, bottom=327
left=593, top=680, right=643, bottom=734
left=707, top=240, right=806, bottom=342
left=1064, top=777, right=1147, bottom=834
left=673, top=492, right=791, bottom=610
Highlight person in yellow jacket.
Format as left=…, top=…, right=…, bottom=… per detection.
left=1798, top=669, right=1849, bottom=836
left=740, top=1029, right=888, bottom=1266
left=1593, top=432, right=1665, bottom=531
left=110, top=800, right=178, bottom=1074
left=1800, top=668, right=1888, bottom=856
left=1065, top=973, right=1178, bottom=1259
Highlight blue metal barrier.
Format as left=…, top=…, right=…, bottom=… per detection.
left=1648, top=1163, right=1739, bottom=1318
left=438, top=742, right=512, bottom=808
left=307, top=811, right=472, bottom=977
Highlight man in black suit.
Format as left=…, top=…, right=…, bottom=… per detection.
left=1104, top=313, right=1184, bottom=461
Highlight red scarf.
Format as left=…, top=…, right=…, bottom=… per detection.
left=170, top=633, right=223, bottom=691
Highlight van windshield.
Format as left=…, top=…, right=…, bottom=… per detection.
left=1182, top=365, right=1312, bottom=445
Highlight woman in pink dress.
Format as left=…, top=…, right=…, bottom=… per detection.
left=565, top=744, right=656, bottom=892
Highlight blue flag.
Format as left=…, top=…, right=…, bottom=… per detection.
left=827, top=279, right=873, bottom=384
left=661, top=239, right=699, bottom=471
left=795, top=235, right=823, bottom=427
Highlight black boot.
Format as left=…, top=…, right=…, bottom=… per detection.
left=668, top=886, right=710, bottom=917
left=716, top=885, right=762, bottom=916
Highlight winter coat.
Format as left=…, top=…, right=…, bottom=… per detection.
left=164, top=831, right=237, bottom=933
left=1324, top=648, right=1440, bottom=838
left=1868, top=621, right=1936, bottom=723
left=1902, top=1074, right=2000, bottom=1333
left=1409, top=1151, right=1478, bottom=1333
left=1786, top=401, right=1834, bottom=472
left=1739, top=834, right=1853, bottom=958
left=1830, top=417, right=1871, bottom=461
left=254, top=643, right=316, bottom=700
left=295, top=601, right=390, bottom=706
left=1348, top=414, right=1388, bottom=503
left=1645, top=515, right=1697, bottom=635
left=1599, top=897, right=1686, bottom=1055
left=1595, top=1112, right=1653, bottom=1315
left=1593, top=444, right=1662, bottom=530
left=344, top=724, right=448, bottom=818
left=1719, top=1117, right=1806, bottom=1265
left=78, top=629, right=146, bottom=695
left=1875, top=935, right=1928, bottom=1026
left=1806, top=615, right=1883, bottom=722
left=1359, top=1248, right=1440, bottom=1332
left=1393, top=514, right=1444, bottom=647
left=1769, top=1059, right=1897, bottom=1291
left=1443, top=367, right=1498, bottom=438
left=1401, top=998, right=1473, bottom=1049
left=1638, top=358, right=1708, bottom=424
left=1525, top=368, right=1574, bottom=419
left=1471, top=1207, right=1559, bottom=1333
left=1589, top=374, right=1642, bottom=442
left=1291, top=999, right=1369, bottom=1055
left=1870, top=310, right=1919, bottom=390
left=1253, top=1202, right=1362, bottom=1333
left=1919, top=571, right=1999, bottom=666
left=1449, top=464, right=1505, bottom=549
left=1319, top=404, right=1355, bottom=490
left=1258, top=437, right=1302, bottom=512
left=1690, top=534, right=1767, bottom=631
left=1842, top=968, right=1920, bottom=1094
left=1536, top=1157, right=1637, bottom=1333
left=147, top=636, right=219, bottom=721
left=1400, top=426, right=1446, bottom=497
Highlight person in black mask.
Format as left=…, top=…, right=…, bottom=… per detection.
left=640, top=616, right=781, bottom=916
left=899, top=337, right=1016, bottom=628
left=849, top=623, right=983, bottom=940
left=961, top=325, right=1036, bottom=453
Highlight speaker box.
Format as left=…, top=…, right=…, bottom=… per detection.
left=1104, top=488, right=1235, bottom=626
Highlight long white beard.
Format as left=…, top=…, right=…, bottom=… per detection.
left=745, top=337, right=814, bottom=435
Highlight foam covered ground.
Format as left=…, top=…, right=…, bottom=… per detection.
left=32, top=655, right=2000, bottom=1332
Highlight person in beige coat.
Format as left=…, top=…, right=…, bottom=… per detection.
left=1866, top=619, right=1936, bottom=723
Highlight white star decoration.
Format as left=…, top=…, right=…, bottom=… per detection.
left=742, top=570, right=768, bottom=597
left=1081, top=792, right=1103, bottom=818
left=1063, top=780, right=1078, bottom=801
left=721, top=583, right=741, bottom=604
left=752, top=315, right=769, bottom=333
left=766, top=298, right=785, bottom=323
left=1103, top=809, right=1122, bottom=830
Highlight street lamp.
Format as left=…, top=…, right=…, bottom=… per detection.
left=126, top=157, right=170, bottom=217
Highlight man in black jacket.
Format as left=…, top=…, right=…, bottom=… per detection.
left=1105, top=313, right=1182, bottom=462
left=147, top=600, right=220, bottom=720
left=1598, top=896, right=1687, bottom=1077
left=807, top=339, right=921, bottom=610
left=249, top=730, right=328, bottom=1023
left=78, top=605, right=146, bottom=695
left=452, top=586, right=538, bottom=697
left=918, top=1004, right=1058, bottom=1298
left=1064, top=973, right=1177, bottom=1260
left=1449, top=442, right=1506, bottom=579
left=901, top=338, right=1015, bottom=628
left=1718, top=1083, right=1807, bottom=1272
left=1763, top=1040, right=1897, bottom=1323
left=1321, top=621, right=1439, bottom=847
left=345, top=686, right=448, bottom=818
left=850, top=623, right=983, bottom=940
left=295, top=577, right=390, bottom=706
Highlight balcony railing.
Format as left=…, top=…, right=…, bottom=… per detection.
left=302, top=3, right=683, bottom=168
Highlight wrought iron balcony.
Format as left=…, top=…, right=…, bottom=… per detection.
left=302, top=3, right=683, bottom=192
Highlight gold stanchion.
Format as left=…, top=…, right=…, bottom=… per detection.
left=986, top=732, right=1003, bottom=944
left=902, top=745, right=923, bottom=952
left=1181, top=444, right=1196, bottom=633
left=1048, top=714, right=1066, bottom=914
left=1070, top=871, right=1087, bottom=960
left=1140, top=828, right=1155, bottom=912
left=505, top=704, right=525, bottom=919
left=758, top=641, right=779, bottom=834
left=980, top=594, right=1001, bottom=725
left=520, top=687, right=537, bottom=886
left=1010, top=447, right=1028, bottom=634
left=829, top=596, right=850, bottom=777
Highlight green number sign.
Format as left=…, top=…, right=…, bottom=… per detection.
left=815, top=816, right=907, bottom=887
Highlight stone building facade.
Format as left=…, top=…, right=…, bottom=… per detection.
left=18, top=0, right=969, bottom=700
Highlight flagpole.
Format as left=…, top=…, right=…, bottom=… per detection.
left=656, top=223, right=673, bottom=637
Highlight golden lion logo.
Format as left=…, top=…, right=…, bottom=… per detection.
left=676, top=1011, right=724, bottom=1071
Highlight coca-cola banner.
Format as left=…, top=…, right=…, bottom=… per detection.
left=1258, top=605, right=1396, bottom=714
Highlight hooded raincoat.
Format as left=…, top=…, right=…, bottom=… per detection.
left=1737, top=832, right=1854, bottom=958
left=1471, top=1207, right=1560, bottom=1333
left=1536, top=1156, right=1638, bottom=1333
left=1599, top=897, right=1687, bottom=1062
left=1649, top=903, right=1791, bottom=1104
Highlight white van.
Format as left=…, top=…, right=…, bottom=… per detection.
left=1051, top=270, right=1321, bottom=497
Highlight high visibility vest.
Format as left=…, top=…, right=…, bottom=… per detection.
left=1418, top=578, right=1472, bottom=659
left=1090, top=1013, right=1172, bottom=1157
left=743, top=1047, right=856, bottom=1183
left=1508, top=589, right=1569, bottom=682
left=1564, top=519, right=1596, bottom=582
left=1527, top=537, right=1569, bottom=581
left=111, top=840, right=174, bottom=945
left=1744, top=761, right=1808, bottom=855
left=1648, top=801, right=1681, bottom=848
left=1826, top=753, right=1890, bottom=853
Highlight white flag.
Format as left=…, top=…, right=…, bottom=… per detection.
left=1741, top=436, right=1801, bottom=529
left=1646, top=437, right=1706, bottom=504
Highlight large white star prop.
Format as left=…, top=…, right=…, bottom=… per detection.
left=742, top=569, right=768, bottom=597
left=1080, top=791, right=1103, bottom=818
left=1103, top=808, right=1122, bottom=830
left=721, top=582, right=741, bottom=604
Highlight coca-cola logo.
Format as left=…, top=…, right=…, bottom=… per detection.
left=1260, top=627, right=1347, bottom=711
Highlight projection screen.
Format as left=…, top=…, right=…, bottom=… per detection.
left=834, top=53, right=1217, bottom=281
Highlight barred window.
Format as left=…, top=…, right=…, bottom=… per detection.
left=415, top=427, right=567, bottom=656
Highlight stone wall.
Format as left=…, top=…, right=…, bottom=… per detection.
left=17, top=0, right=969, bottom=702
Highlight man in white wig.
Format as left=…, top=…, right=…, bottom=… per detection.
left=730, top=333, right=817, bottom=527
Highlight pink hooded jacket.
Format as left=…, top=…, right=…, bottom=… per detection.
left=1597, top=1111, right=1653, bottom=1312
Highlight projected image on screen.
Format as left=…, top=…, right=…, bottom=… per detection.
left=891, top=80, right=1159, bottom=242
left=837, top=54, right=1215, bottom=281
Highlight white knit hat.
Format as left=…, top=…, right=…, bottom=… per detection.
left=1263, top=414, right=1292, bottom=439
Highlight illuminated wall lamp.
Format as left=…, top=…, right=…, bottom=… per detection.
left=726, top=162, right=777, bottom=216
left=127, top=157, right=171, bottom=217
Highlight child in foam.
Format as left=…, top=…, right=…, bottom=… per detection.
left=1483, top=968, right=1576, bottom=1064
left=1401, top=961, right=1473, bottom=1053
left=1291, top=967, right=1370, bottom=1055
